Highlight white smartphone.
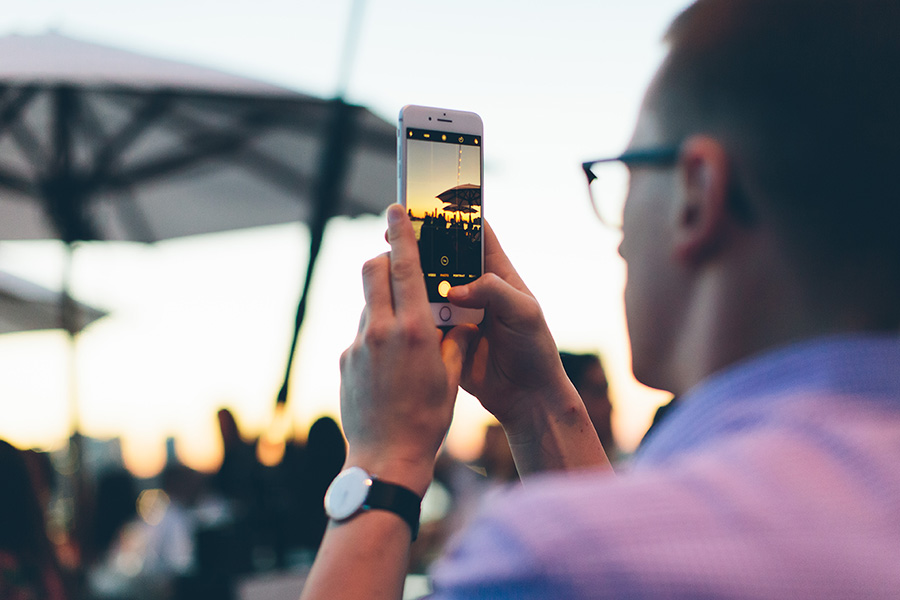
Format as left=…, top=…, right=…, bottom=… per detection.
left=398, top=105, right=485, bottom=326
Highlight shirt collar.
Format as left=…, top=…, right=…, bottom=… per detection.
left=632, top=333, right=900, bottom=468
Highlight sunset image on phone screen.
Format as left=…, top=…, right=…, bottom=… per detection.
left=405, top=127, right=482, bottom=303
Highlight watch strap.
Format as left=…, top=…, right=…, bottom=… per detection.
left=366, top=478, right=422, bottom=541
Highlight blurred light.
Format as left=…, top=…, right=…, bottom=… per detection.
left=420, top=480, right=452, bottom=524
left=137, top=488, right=170, bottom=526
left=113, top=525, right=146, bottom=577
left=257, top=436, right=286, bottom=467
left=257, top=404, right=291, bottom=467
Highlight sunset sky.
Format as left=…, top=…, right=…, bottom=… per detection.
left=0, top=0, right=688, bottom=476
left=406, top=140, right=481, bottom=219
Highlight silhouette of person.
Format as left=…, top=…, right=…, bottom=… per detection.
left=477, top=424, right=517, bottom=483
left=212, top=408, right=258, bottom=517
left=90, top=468, right=139, bottom=564
left=0, top=439, right=69, bottom=600
left=294, top=417, right=346, bottom=550
left=559, top=351, right=617, bottom=460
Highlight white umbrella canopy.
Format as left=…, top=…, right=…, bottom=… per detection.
left=0, top=31, right=396, bottom=244
left=0, top=268, right=105, bottom=335
left=0, top=31, right=397, bottom=409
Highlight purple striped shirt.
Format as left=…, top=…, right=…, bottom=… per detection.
left=429, top=335, right=900, bottom=598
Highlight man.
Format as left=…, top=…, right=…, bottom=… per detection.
left=301, top=0, right=900, bottom=597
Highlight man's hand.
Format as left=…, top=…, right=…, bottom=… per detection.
left=302, top=205, right=478, bottom=600
left=339, top=204, right=476, bottom=494
left=448, top=221, right=611, bottom=474
left=447, top=221, right=571, bottom=427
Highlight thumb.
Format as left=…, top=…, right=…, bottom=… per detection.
left=448, top=273, right=534, bottom=318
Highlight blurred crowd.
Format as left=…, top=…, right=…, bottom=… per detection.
left=0, top=407, right=350, bottom=600
left=0, top=350, right=633, bottom=600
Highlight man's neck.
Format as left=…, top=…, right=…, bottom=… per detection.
left=663, top=248, right=867, bottom=396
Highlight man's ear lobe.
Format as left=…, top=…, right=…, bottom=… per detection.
left=673, top=136, right=732, bottom=264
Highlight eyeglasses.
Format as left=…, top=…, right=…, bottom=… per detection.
left=581, top=146, right=680, bottom=229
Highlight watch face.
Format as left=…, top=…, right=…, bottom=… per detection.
left=324, top=466, right=372, bottom=521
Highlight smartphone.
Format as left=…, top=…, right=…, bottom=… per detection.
left=398, top=105, right=484, bottom=326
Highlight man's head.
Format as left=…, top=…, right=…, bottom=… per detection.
left=620, top=0, right=900, bottom=392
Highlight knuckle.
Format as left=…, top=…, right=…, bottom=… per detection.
left=482, top=272, right=506, bottom=290
left=390, top=257, right=420, bottom=281
left=361, top=255, right=386, bottom=279
left=397, top=315, right=430, bottom=346
left=362, top=320, right=391, bottom=348
left=520, top=296, right=545, bottom=324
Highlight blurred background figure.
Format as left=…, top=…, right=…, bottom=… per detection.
left=476, top=424, right=518, bottom=483
left=0, top=439, right=70, bottom=600
left=559, top=351, right=619, bottom=463
left=213, top=408, right=259, bottom=516
left=90, top=468, right=139, bottom=568
left=293, top=417, right=346, bottom=552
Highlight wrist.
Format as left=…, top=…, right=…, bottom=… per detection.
left=324, top=466, right=423, bottom=541
left=342, top=452, right=435, bottom=497
left=494, top=378, right=608, bottom=475
left=497, top=375, right=585, bottom=442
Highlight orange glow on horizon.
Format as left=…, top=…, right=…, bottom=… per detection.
left=257, top=436, right=286, bottom=467
left=121, top=435, right=166, bottom=479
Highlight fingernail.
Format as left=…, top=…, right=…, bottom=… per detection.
left=387, top=204, right=404, bottom=227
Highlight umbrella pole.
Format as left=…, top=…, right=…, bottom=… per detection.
left=61, top=243, right=81, bottom=434
left=336, top=0, right=367, bottom=98
left=276, top=218, right=326, bottom=408
left=59, top=242, right=90, bottom=570
left=271, top=0, right=369, bottom=411
left=273, top=0, right=368, bottom=410
left=276, top=100, right=359, bottom=410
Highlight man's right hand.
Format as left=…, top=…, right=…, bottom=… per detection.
left=448, top=222, right=611, bottom=474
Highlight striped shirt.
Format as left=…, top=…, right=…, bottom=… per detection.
left=429, top=335, right=900, bottom=598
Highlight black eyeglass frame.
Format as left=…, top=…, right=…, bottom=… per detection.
left=581, top=146, right=680, bottom=228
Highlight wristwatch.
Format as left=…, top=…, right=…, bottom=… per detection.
left=324, top=466, right=422, bottom=540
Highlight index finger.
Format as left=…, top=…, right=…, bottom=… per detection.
left=385, top=204, right=432, bottom=315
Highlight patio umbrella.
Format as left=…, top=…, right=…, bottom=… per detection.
left=0, top=32, right=397, bottom=409
left=0, top=30, right=396, bottom=559
left=437, top=183, right=481, bottom=209
left=0, top=269, right=105, bottom=335
left=438, top=183, right=481, bottom=225
left=437, top=183, right=481, bottom=206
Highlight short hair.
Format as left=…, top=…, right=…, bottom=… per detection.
left=650, top=0, right=900, bottom=320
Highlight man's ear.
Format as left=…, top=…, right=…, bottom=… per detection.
left=673, top=136, right=732, bottom=264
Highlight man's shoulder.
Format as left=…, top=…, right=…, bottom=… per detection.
left=432, top=416, right=900, bottom=599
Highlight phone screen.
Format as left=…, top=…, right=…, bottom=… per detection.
left=404, top=127, right=482, bottom=303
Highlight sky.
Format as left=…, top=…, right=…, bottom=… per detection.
left=406, top=140, right=481, bottom=217
left=0, top=0, right=691, bottom=476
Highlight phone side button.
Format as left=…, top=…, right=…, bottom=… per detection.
left=439, top=306, right=452, bottom=322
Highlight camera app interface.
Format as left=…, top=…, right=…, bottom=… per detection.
left=405, top=127, right=482, bottom=303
